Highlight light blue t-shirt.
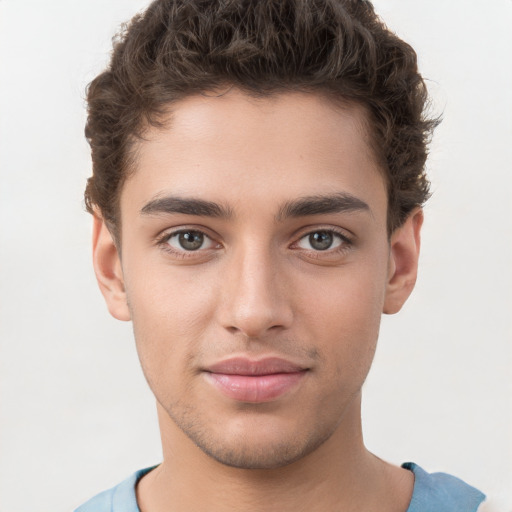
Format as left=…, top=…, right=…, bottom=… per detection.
left=75, top=462, right=485, bottom=512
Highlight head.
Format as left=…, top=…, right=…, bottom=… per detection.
left=85, top=0, right=438, bottom=240
left=88, top=0, right=437, bottom=470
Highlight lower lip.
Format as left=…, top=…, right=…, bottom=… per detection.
left=204, top=372, right=307, bottom=403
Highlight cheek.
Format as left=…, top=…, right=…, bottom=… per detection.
left=298, top=259, right=388, bottom=377
left=123, top=264, right=217, bottom=391
left=124, top=253, right=217, bottom=330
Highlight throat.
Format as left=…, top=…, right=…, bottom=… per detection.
left=136, top=448, right=413, bottom=512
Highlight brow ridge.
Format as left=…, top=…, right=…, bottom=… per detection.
left=140, top=192, right=369, bottom=221
left=140, top=196, right=233, bottom=218
left=276, top=193, right=370, bottom=221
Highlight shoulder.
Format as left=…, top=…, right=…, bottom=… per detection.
left=403, top=462, right=486, bottom=512
left=74, top=467, right=155, bottom=512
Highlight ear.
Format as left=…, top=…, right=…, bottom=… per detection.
left=92, top=214, right=131, bottom=321
left=383, top=208, right=423, bottom=315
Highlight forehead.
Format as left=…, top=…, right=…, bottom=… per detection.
left=122, top=89, right=386, bottom=220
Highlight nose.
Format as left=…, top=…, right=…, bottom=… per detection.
left=217, top=244, right=293, bottom=338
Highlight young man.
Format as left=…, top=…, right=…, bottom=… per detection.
left=76, top=0, right=486, bottom=510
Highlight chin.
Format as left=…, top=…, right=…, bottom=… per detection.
left=195, top=437, right=323, bottom=470
left=178, top=414, right=336, bottom=470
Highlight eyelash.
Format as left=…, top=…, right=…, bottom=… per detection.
left=292, top=227, right=354, bottom=258
left=155, top=227, right=354, bottom=259
left=156, top=228, right=219, bottom=259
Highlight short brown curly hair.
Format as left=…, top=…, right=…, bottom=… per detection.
left=84, top=0, right=439, bottom=236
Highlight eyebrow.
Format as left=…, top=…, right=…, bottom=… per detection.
left=276, top=193, right=370, bottom=221
left=140, top=196, right=233, bottom=218
left=140, top=192, right=370, bottom=221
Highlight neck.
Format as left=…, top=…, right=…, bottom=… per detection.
left=136, top=395, right=413, bottom=512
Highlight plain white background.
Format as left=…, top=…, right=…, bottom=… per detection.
left=0, top=1, right=511, bottom=511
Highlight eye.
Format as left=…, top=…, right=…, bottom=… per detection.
left=166, top=230, right=216, bottom=251
left=296, top=230, right=346, bottom=251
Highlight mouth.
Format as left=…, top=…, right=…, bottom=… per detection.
left=203, top=357, right=309, bottom=403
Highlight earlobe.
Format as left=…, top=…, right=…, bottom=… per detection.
left=92, top=215, right=131, bottom=321
left=383, top=208, right=423, bottom=315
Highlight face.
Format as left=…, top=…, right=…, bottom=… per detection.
left=94, top=89, right=421, bottom=470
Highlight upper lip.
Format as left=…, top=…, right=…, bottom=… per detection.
left=204, top=357, right=307, bottom=376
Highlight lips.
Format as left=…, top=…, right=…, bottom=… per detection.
left=203, top=357, right=308, bottom=403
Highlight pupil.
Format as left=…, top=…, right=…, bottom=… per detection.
left=309, top=231, right=333, bottom=251
left=179, top=231, right=204, bottom=250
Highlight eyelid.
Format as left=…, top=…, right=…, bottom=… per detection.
left=296, top=231, right=344, bottom=250
left=289, top=226, right=355, bottom=259
left=155, top=226, right=222, bottom=257
left=292, top=225, right=354, bottom=244
left=156, top=225, right=218, bottom=242
left=167, top=230, right=216, bottom=251
left=154, top=224, right=354, bottom=259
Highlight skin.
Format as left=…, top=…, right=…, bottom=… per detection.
left=93, top=89, right=422, bottom=511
